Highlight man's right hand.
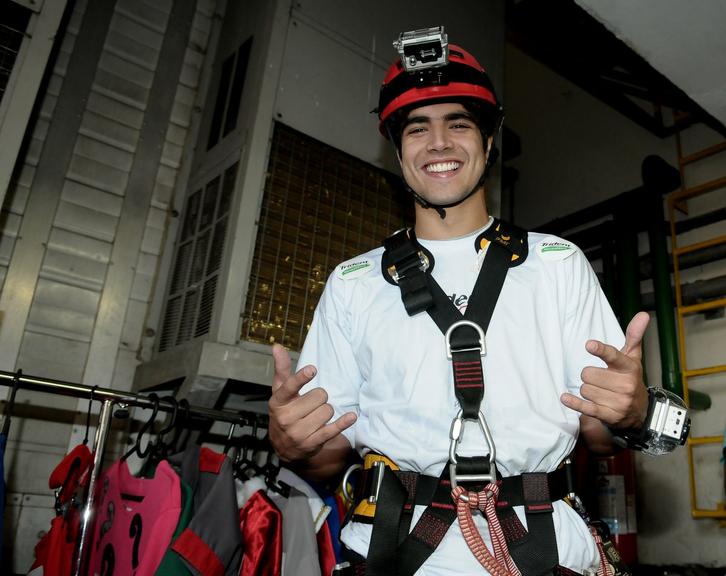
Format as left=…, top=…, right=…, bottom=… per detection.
left=268, top=344, right=357, bottom=465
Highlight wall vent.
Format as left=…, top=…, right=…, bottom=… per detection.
left=241, top=122, right=413, bottom=351
left=159, top=162, right=238, bottom=351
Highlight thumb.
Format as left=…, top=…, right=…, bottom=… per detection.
left=622, top=311, right=650, bottom=359
left=271, top=343, right=292, bottom=392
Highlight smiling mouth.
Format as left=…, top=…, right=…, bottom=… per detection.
left=425, top=161, right=461, bottom=173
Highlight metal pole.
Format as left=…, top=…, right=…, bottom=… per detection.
left=646, top=193, right=682, bottom=396
left=615, top=207, right=648, bottom=386
left=0, top=370, right=266, bottom=426
left=74, top=398, right=114, bottom=576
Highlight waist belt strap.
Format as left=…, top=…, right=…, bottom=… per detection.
left=357, top=460, right=571, bottom=576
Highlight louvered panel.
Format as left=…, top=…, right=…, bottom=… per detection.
left=190, top=230, right=211, bottom=285
left=105, top=28, right=161, bottom=70
left=170, top=241, right=193, bottom=294
left=195, top=275, right=217, bottom=337
left=66, top=154, right=129, bottom=196
left=108, top=10, right=164, bottom=52
left=176, top=289, right=199, bottom=345
left=115, top=0, right=170, bottom=37
left=86, top=91, right=144, bottom=130
left=93, top=68, right=150, bottom=110
left=26, top=278, right=100, bottom=342
left=241, top=122, right=412, bottom=350
left=47, top=228, right=112, bottom=263
left=207, top=217, right=227, bottom=274
left=74, top=134, right=135, bottom=173
left=79, top=110, right=139, bottom=153
left=17, top=331, right=90, bottom=383
left=98, top=52, right=155, bottom=91
left=61, top=180, right=123, bottom=216
left=42, top=249, right=107, bottom=291
left=0, top=1, right=31, bottom=103
left=159, top=295, right=182, bottom=352
left=54, top=200, right=119, bottom=243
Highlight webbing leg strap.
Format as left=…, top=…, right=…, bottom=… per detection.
left=496, top=472, right=559, bottom=576
left=364, top=467, right=458, bottom=576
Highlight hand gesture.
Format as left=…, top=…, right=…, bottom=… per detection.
left=561, top=311, right=650, bottom=429
left=268, top=344, right=356, bottom=464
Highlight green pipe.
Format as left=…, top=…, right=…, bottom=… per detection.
left=614, top=207, right=648, bottom=386
left=646, top=194, right=682, bottom=397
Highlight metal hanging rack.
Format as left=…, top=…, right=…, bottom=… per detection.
left=0, top=369, right=269, bottom=576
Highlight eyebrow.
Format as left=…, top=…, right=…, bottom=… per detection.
left=403, top=111, right=476, bottom=129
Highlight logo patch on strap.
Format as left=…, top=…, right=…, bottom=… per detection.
left=336, top=258, right=374, bottom=280
left=537, top=237, right=576, bottom=261
left=475, top=219, right=528, bottom=267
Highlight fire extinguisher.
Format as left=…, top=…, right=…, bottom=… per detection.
left=595, top=450, right=637, bottom=565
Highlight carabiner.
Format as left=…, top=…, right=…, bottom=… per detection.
left=448, top=408, right=497, bottom=490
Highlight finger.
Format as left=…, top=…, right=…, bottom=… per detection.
left=581, top=365, right=636, bottom=394
left=622, top=311, right=650, bottom=358
left=585, top=339, right=633, bottom=372
left=560, top=392, right=618, bottom=423
left=303, top=411, right=357, bottom=449
left=272, top=364, right=318, bottom=404
left=273, top=388, right=330, bottom=424
left=272, top=344, right=292, bottom=392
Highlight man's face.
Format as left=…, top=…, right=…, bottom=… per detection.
left=399, top=102, right=488, bottom=207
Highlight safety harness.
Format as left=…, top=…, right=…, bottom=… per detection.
left=334, top=219, right=616, bottom=576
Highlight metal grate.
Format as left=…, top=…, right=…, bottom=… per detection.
left=159, top=162, right=238, bottom=351
left=241, top=122, right=413, bottom=350
left=0, top=0, right=32, bottom=105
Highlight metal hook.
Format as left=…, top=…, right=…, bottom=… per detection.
left=1, top=368, right=22, bottom=437
left=83, top=385, right=97, bottom=445
left=121, top=393, right=159, bottom=461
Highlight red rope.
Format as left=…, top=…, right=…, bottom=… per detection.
left=589, top=527, right=615, bottom=576
left=452, top=483, right=521, bottom=576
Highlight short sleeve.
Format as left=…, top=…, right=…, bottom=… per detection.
left=562, top=251, right=625, bottom=396
left=297, top=277, right=363, bottom=448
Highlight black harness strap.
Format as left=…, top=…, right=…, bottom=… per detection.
left=365, top=220, right=546, bottom=576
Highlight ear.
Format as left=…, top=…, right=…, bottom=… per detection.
left=484, top=135, right=494, bottom=157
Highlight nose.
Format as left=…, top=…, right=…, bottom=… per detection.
left=426, top=122, right=452, bottom=152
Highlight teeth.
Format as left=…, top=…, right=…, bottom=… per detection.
left=426, top=161, right=460, bottom=173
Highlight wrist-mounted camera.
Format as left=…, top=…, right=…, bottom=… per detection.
left=393, top=26, right=448, bottom=72
left=610, top=387, right=690, bottom=456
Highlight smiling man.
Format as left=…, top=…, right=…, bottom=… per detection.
left=267, top=28, right=682, bottom=576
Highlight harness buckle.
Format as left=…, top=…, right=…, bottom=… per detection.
left=386, top=228, right=431, bottom=284
left=368, top=460, right=387, bottom=504
left=448, top=408, right=497, bottom=490
left=445, top=320, right=486, bottom=360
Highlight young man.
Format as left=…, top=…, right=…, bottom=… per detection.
left=268, top=35, right=650, bottom=575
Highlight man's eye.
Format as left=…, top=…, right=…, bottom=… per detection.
left=451, top=123, right=472, bottom=129
left=406, top=126, right=426, bottom=135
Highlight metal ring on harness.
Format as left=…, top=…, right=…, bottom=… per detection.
left=445, top=319, right=486, bottom=360
left=341, top=463, right=362, bottom=502
left=448, top=408, right=497, bottom=494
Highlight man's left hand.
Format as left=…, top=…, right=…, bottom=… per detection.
left=561, top=311, right=650, bottom=429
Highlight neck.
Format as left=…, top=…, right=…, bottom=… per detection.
left=414, top=188, right=490, bottom=240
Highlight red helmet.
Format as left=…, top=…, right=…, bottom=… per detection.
left=377, top=44, right=503, bottom=137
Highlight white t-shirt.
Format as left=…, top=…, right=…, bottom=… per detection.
left=298, top=220, right=625, bottom=575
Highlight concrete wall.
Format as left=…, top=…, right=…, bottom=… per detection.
left=505, top=43, right=726, bottom=566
